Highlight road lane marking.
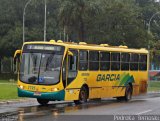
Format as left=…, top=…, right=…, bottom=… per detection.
left=137, top=110, right=152, bottom=115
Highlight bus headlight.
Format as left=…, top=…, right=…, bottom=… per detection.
left=54, top=88, right=58, bottom=91
left=19, top=85, right=24, bottom=89
left=51, top=88, right=58, bottom=92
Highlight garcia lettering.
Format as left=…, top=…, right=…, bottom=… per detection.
left=97, top=74, right=120, bottom=81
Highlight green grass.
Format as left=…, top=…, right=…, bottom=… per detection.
left=148, top=81, right=160, bottom=92
left=0, top=83, right=19, bottom=100
left=0, top=80, right=19, bottom=101
left=0, top=80, right=9, bottom=83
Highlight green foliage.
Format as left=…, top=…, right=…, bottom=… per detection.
left=58, top=0, right=102, bottom=41
left=0, top=0, right=160, bottom=58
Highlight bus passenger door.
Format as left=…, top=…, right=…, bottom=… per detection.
left=67, top=49, right=78, bottom=86
left=65, top=49, right=79, bottom=101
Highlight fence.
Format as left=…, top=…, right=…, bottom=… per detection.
left=0, top=57, right=18, bottom=73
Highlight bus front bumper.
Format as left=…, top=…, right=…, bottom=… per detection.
left=18, top=88, right=65, bottom=101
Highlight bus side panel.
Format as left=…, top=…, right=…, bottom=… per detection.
left=89, top=88, right=101, bottom=99
left=64, top=70, right=148, bottom=100
left=65, top=89, right=80, bottom=100
left=64, top=72, right=86, bottom=101
left=114, top=87, right=126, bottom=97
left=88, top=71, right=126, bottom=98
left=132, top=85, right=140, bottom=96
left=130, top=71, right=148, bottom=96
left=100, top=87, right=109, bottom=98
left=97, top=86, right=125, bottom=98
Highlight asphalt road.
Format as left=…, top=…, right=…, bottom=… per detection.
left=0, top=93, right=160, bottom=121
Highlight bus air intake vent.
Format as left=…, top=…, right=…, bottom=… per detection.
left=50, top=40, right=56, bottom=43
left=57, top=40, right=63, bottom=43
left=79, top=42, right=87, bottom=45
left=119, top=45, right=128, bottom=49
left=140, top=48, right=146, bottom=50
left=100, top=44, right=109, bottom=47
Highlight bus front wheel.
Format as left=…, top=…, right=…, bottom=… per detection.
left=74, top=86, right=88, bottom=105
left=37, top=99, right=49, bottom=105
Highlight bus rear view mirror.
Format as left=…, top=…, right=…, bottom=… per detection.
left=68, top=51, right=73, bottom=56
left=14, top=50, right=21, bottom=65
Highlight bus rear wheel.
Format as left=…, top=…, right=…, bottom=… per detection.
left=74, top=86, right=88, bottom=105
left=124, top=84, right=132, bottom=101
left=116, top=97, right=123, bottom=101
left=116, top=85, right=132, bottom=102
left=37, top=99, right=49, bottom=105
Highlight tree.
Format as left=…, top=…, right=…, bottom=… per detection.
left=58, top=0, right=101, bottom=41
left=85, top=0, right=150, bottom=48
left=0, top=0, right=160, bottom=60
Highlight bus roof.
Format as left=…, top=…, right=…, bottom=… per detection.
left=23, top=41, right=149, bottom=54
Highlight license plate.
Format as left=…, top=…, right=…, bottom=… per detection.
left=28, top=86, right=36, bottom=91
left=34, top=92, right=41, bottom=96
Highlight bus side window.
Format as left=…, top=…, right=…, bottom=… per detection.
left=67, top=49, right=78, bottom=85
left=111, top=53, right=120, bottom=70
left=89, top=51, right=99, bottom=70
left=139, top=54, right=147, bottom=71
left=121, top=53, right=130, bottom=71
left=100, top=52, right=110, bottom=70
left=79, top=50, right=88, bottom=70
left=130, top=53, right=139, bottom=71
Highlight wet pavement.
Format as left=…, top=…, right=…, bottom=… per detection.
left=0, top=93, right=160, bottom=121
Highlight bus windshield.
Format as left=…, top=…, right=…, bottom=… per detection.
left=20, top=44, right=64, bottom=85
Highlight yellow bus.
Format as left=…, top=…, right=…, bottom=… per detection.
left=14, top=40, right=149, bottom=105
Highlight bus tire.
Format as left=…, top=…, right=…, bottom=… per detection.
left=74, top=100, right=80, bottom=105
left=116, top=97, right=123, bottom=101
left=37, top=99, right=49, bottom=105
left=74, top=86, right=88, bottom=105
left=124, top=84, right=132, bottom=101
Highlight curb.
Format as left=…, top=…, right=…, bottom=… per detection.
left=0, top=99, right=72, bottom=105
left=0, top=99, right=35, bottom=105
left=148, top=91, right=160, bottom=94
left=0, top=101, right=6, bottom=105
